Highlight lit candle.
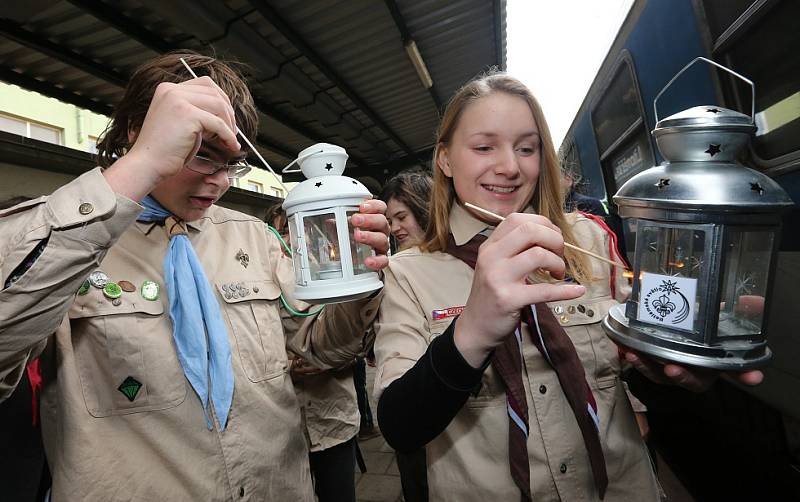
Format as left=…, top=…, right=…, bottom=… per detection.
left=318, top=244, right=342, bottom=280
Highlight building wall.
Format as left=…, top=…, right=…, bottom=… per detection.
left=0, top=82, right=110, bottom=152
left=0, top=82, right=293, bottom=204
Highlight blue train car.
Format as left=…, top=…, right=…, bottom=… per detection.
left=561, top=0, right=800, bottom=499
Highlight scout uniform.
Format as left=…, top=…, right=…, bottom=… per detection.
left=373, top=203, right=661, bottom=501
left=0, top=168, right=380, bottom=501
left=292, top=367, right=360, bottom=453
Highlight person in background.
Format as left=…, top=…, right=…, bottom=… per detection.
left=0, top=196, right=50, bottom=502
left=561, top=165, right=629, bottom=264
left=0, top=51, right=390, bottom=501
left=372, top=72, right=762, bottom=501
left=381, top=170, right=433, bottom=254
left=265, top=201, right=363, bottom=502
left=378, top=170, right=433, bottom=502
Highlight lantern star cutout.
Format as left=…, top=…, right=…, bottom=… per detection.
left=315, top=181, right=323, bottom=187
left=325, top=162, right=333, bottom=171
left=750, top=182, right=764, bottom=195
left=656, top=178, right=670, bottom=189
left=705, top=144, right=721, bottom=156
left=706, top=108, right=721, bottom=114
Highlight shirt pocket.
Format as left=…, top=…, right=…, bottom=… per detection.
left=68, top=293, right=186, bottom=417
left=217, top=279, right=286, bottom=382
left=549, top=298, right=622, bottom=384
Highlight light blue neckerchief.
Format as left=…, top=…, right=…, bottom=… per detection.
left=138, top=196, right=234, bottom=430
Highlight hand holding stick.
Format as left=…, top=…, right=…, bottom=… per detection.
left=464, top=203, right=629, bottom=271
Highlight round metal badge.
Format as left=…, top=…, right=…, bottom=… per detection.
left=141, top=280, right=160, bottom=301
left=103, top=282, right=123, bottom=299
left=88, top=271, right=109, bottom=288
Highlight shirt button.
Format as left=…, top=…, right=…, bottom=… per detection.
left=539, top=384, right=547, bottom=394
left=560, top=463, right=568, bottom=474
left=239, top=486, right=245, bottom=497
left=78, top=202, right=94, bottom=215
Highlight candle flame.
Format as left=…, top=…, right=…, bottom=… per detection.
left=329, top=245, right=337, bottom=260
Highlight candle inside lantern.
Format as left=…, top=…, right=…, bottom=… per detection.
left=318, top=244, right=342, bottom=280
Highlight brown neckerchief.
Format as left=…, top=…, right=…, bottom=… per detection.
left=444, top=233, right=608, bottom=500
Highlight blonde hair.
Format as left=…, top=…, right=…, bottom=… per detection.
left=422, top=71, right=591, bottom=283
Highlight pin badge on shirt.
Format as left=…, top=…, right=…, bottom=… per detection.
left=77, top=280, right=91, bottom=296
left=88, top=271, right=109, bottom=288
left=235, top=249, right=250, bottom=268
left=141, top=280, right=160, bottom=301
left=103, top=282, right=122, bottom=300
left=118, top=280, right=136, bottom=293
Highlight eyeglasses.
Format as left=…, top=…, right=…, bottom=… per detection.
left=186, top=154, right=252, bottom=179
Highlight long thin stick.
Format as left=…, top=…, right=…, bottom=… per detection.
left=179, top=58, right=289, bottom=194
left=464, top=202, right=629, bottom=270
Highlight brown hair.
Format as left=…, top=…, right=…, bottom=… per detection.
left=423, top=71, right=590, bottom=282
left=379, top=169, right=434, bottom=231
left=96, top=50, right=258, bottom=167
left=264, top=200, right=287, bottom=232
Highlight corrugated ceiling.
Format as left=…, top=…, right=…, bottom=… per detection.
left=0, top=0, right=506, bottom=182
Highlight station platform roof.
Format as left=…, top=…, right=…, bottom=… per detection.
left=0, top=0, right=506, bottom=186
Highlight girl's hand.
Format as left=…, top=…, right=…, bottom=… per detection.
left=351, top=198, right=391, bottom=271
left=623, top=351, right=764, bottom=392
left=454, top=213, right=586, bottom=367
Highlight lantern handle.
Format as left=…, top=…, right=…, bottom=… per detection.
left=281, top=148, right=326, bottom=174
left=654, top=57, right=755, bottom=124
left=281, top=158, right=301, bottom=174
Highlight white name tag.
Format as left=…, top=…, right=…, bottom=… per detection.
left=638, top=272, right=697, bottom=332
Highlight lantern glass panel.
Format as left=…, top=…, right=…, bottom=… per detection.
left=634, top=225, right=706, bottom=332
left=346, top=209, right=373, bottom=276
left=289, top=215, right=303, bottom=284
left=717, top=229, right=773, bottom=337
left=637, top=225, right=706, bottom=280
left=304, top=212, right=343, bottom=281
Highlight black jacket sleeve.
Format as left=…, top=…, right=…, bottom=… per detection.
left=377, top=317, right=491, bottom=453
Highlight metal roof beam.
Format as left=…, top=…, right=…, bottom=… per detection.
left=247, top=0, right=418, bottom=159
left=0, top=18, right=127, bottom=88
left=62, top=0, right=368, bottom=167
left=383, top=0, right=443, bottom=112
left=65, top=0, right=178, bottom=54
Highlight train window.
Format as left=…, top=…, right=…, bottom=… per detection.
left=592, top=63, right=641, bottom=157
left=720, top=0, right=800, bottom=165
left=590, top=53, right=654, bottom=193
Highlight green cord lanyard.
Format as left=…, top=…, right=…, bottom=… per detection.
left=266, top=224, right=325, bottom=317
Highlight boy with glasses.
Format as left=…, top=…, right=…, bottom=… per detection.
left=0, top=51, right=390, bottom=500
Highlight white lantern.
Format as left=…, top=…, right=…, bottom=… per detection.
left=281, top=143, right=383, bottom=304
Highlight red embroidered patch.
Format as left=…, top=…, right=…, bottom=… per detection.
left=432, top=306, right=465, bottom=320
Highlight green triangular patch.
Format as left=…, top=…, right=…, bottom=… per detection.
left=118, top=376, right=142, bottom=402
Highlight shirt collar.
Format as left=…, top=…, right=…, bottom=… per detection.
left=449, top=203, right=494, bottom=245
left=449, top=202, right=537, bottom=245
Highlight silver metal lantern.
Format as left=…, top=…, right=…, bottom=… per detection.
left=602, top=58, right=793, bottom=370
left=281, top=143, right=383, bottom=304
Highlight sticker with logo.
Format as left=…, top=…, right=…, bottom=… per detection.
left=431, top=306, right=465, bottom=321
left=637, top=272, right=697, bottom=332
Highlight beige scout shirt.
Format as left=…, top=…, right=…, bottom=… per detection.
left=374, top=203, right=661, bottom=502
left=291, top=365, right=360, bottom=452
left=0, top=168, right=381, bottom=501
